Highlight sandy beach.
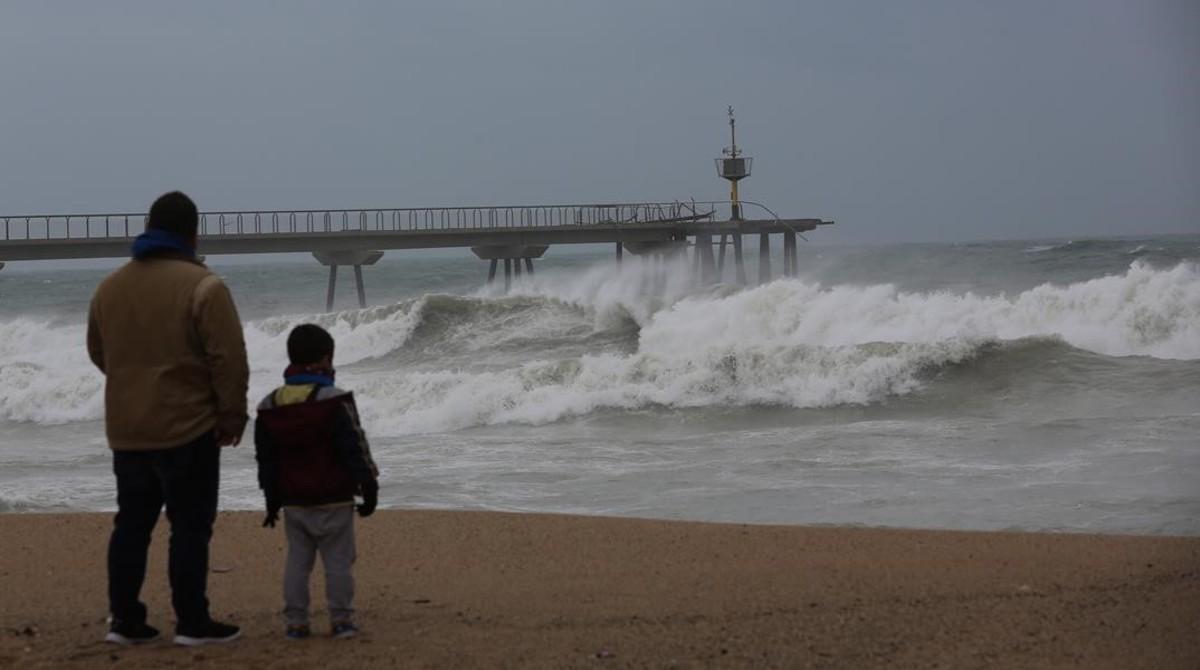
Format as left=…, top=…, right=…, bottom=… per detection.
left=0, top=511, right=1197, bottom=669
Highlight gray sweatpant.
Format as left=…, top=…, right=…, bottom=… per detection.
left=283, top=504, right=356, bottom=626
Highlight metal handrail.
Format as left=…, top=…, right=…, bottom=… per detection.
left=0, top=201, right=736, bottom=242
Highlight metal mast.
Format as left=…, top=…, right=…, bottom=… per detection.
left=716, top=106, right=752, bottom=220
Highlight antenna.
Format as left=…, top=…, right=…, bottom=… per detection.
left=715, top=107, right=752, bottom=220
left=723, top=106, right=740, bottom=158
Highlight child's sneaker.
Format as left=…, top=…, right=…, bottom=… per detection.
left=104, top=620, right=160, bottom=645
left=285, top=624, right=311, bottom=640
left=331, top=621, right=359, bottom=639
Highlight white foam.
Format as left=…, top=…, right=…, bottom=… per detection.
left=0, top=319, right=103, bottom=424
left=1, top=260, right=1197, bottom=428
left=0, top=298, right=428, bottom=424
left=635, top=260, right=1200, bottom=359
left=350, top=259, right=1200, bottom=434
left=486, top=253, right=703, bottom=328
left=1024, top=244, right=1059, bottom=253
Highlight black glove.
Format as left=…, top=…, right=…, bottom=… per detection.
left=357, top=480, right=378, bottom=518
left=263, top=498, right=281, bottom=528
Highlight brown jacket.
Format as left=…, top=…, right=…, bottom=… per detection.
left=87, top=254, right=249, bottom=451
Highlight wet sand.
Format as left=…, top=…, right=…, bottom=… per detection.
left=1, top=511, right=1197, bottom=669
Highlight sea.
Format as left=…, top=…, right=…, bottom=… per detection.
left=1, top=235, right=1198, bottom=535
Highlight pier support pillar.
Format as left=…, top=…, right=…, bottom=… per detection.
left=696, top=232, right=717, bottom=284
left=472, top=245, right=549, bottom=293
left=353, top=265, right=367, bottom=308
left=717, top=234, right=728, bottom=280
left=783, top=231, right=798, bottom=277
left=325, top=266, right=338, bottom=313
left=615, top=242, right=623, bottom=267
left=732, top=234, right=746, bottom=285
left=313, top=250, right=384, bottom=312
left=759, top=233, right=772, bottom=284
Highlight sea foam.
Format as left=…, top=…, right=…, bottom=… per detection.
left=1, top=260, right=1197, bottom=430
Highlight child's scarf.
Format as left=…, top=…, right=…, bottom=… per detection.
left=283, top=363, right=336, bottom=387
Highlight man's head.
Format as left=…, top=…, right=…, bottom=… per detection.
left=287, top=324, right=335, bottom=366
left=146, top=191, right=199, bottom=243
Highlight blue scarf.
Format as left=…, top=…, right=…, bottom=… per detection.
left=131, top=229, right=195, bottom=260
left=283, top=363, right=336, bottom=387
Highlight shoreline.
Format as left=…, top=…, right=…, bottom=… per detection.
left=7, top=505, right=1200, bottom=538
left=2, top=510, right=1198, bottom=668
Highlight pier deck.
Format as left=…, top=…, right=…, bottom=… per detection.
left=0, top=201, right=833, bottom=308
left=0, top=201, right=829, bottom=261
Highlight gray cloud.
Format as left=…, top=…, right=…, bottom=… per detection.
left=1, top=0, right=1196, bottom=244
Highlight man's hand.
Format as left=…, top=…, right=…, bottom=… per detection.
left=215, top=415, right=247, bottom=447
left=357, top=480, right=378, bottom=518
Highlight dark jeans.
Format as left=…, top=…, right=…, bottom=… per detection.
left=108, top=432, right=219, bottom=631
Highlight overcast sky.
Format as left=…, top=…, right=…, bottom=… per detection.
left=1, top=1, right=1196, bottom=244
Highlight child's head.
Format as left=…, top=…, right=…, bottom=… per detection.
left=287, top=324, right=335, bottom=366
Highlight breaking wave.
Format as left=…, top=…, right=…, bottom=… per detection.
left=1, top=260, right=1197, bottom=430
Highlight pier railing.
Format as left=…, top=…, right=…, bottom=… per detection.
left=0, top=201, right=727, bottom=241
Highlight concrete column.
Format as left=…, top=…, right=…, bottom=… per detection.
left=471, top=245, right=547, bottom=289
left=732, top=234, right=746, bottom=285
left=353, top=265, right=366, bottom=308
left=783, top=231, right=797, bottom=277
left=615, top=242, right=623, bottom=266
left=717, top=234, right=728, bottom=279
left=697, top=232, right=717, bottom=284
left=325, top=265, right=338, bottom=312
left=313, top=250, right=383, bottom=312
left=759, top=233, right=772, bottom=284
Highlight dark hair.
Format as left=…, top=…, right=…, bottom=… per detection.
left=287, top=324, right=335, bottom=365
left=146, top=191, right=199, bottom=238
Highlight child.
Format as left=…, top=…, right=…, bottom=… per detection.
left=255, top=323, right=379, bottom=640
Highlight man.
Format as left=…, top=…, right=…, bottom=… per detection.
left=87, top=191, right=249, bottom=647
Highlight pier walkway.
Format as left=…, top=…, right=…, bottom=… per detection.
left=0, top=200, right=833, bottom=308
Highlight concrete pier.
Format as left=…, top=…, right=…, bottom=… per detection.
left=621, top=240, right=689, bottom=258
left=759, top=233, right=772, bottom=284
left=732, top=234, right=746, bottom=285
left=0, top=202, right=834, bottom=303
left=695, top=233, right=717, bottom=284
left=716, top=234, right=728, bottom=277
left=783, top=231, right=798, bottom=277
left=472, top=245, right=548, bottom=291
left=312, top=249, right=383, bottom=311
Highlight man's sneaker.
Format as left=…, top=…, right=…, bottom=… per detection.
left=285, top=624, right=311, bottom=641
left=173, top=620, right=241, bottom=646
left=104, top=620, right=160, bottom=645
left=331, top=621, right=359, bottom=639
